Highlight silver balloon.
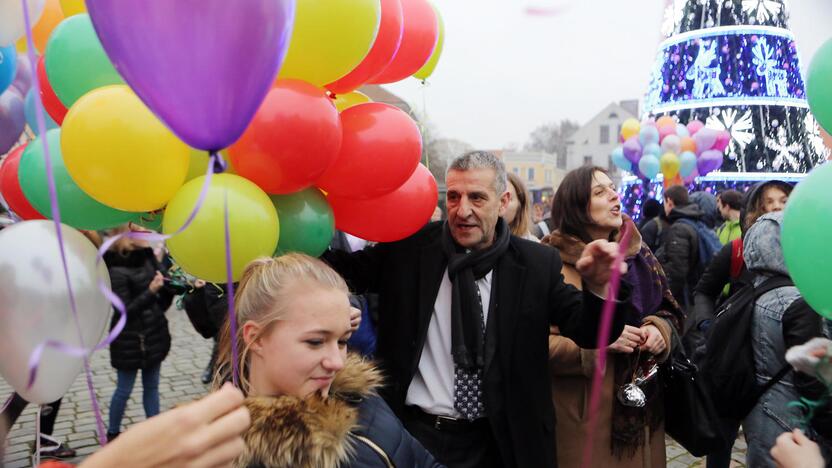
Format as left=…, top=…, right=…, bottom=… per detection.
left=0, top=220, right=111, bottom=403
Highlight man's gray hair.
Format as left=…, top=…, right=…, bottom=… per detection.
left=447, top=151, right=508, bottom=194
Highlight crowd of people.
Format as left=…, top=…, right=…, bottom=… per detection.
left=1, top=151, right=831, bottom=468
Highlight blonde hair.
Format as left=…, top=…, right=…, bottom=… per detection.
left=506, top=172, right=532, bottom=238
left=213, top=253, right=349, bottom=395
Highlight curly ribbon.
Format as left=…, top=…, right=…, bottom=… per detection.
left=581, top=222, right=632, bottom=468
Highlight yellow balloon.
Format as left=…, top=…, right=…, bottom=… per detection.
left=414, top=4, right=444, bottom=81
left=331, top=91, right=372, bottom=112
left=61, top=85, right=190, bottom=212
left=185, top=148, right=234, bottom=182
left=15, top=36, right=27, bottom=53
left=59, top=0, right=86, bottom=17
left=620, top=118, right=641, bottom=141
left=164, top=174, right=279, bottom=283
left=660, top=152, right=681, bottom=179
left=278, top=0, right=380, bottom=87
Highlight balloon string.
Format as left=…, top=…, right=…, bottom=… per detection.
left=223, top=190, right=239, bottom=388
left=581, top=222, right=632, bottom=468
left=20, top=0, right=109, bottom=446
left=33, top=405, right=41, bottom=467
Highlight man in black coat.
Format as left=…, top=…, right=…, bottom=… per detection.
left=659, top=185, right=705, bottom=309
left=324, top=151, right=628, bottom=468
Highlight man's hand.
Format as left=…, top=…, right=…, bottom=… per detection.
left=770, top=429, right=824, bottom=468
left=576, top=239, right=628, bottom=296
left=608, top=325, right=644, bottom=354
left=79, top=383, right=250, bottom=468
left=639, top=324, right=667, bottom=355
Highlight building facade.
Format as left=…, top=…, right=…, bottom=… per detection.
left=565, top=100, right=639, bottom=179
left=500, top=150, right=565, bottom=204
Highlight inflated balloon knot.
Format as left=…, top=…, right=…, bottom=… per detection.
left=211, top=151, right=228, bottom=174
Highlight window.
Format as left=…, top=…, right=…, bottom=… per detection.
left=527, top=168, right=535, bottom=181
left=609, top=112, right=619, bottom=119
left=600, top=125, right=610, bottom=144
left=584, top=156, right=593, bottom=166
left=608, top=159, right=617, bottom=173
left=513, top=167, right=520, bottom=175
left=557, top=152, right=566, bottom=169
left=545, top=170, right=552, bottom=183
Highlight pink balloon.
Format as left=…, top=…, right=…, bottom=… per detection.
left=713, top=130, right=731, bottom=152
left=686, top=120, right=705, bottom=136
left=693, top=128, right=718, bottom=155
left=658, top=124, right=676, bottom=142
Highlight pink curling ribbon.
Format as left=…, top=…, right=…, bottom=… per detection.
left=581, top=221, right=632, bottom=468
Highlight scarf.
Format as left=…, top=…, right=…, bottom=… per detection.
left=441, top=218, right=510, bottom=369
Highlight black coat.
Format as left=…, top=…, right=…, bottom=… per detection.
left=323, top=222, right=627, bottom=468
left=659, top=204, right=704, bottom=308
left=182, top=284, right=230, bottom=339
left=104, top=248, right=173, bottom=370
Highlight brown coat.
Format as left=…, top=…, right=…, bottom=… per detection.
left=543, top=221, right=674, bottom=468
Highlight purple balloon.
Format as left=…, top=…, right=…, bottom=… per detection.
left=86, top=0, right=296, bottom=151
left=697, top=150, right=724, bottom=176
left=693, top=128, right=718, bottom=154
left=0, top=89, right=25, bottom=154
left=623, top=136, right=643, bottom=163
left=10, top=55, right=32, bottom=97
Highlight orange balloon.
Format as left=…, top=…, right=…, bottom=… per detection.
left=32, top=0, right=64, bottom=52
left=680, top=136, right=697, bottom=153
left=656, top=116, right=676, bottom=129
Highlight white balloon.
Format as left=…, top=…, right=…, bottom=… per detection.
left=0, top=220, right=111, bottom=403
left=0, top=0, right=46, bottom=47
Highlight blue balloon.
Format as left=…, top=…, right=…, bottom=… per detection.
left=643, top=142, right=662, bottom=157
left=611, top=146, right=630, bottom=172
left=24, top=89, right=59, bottom=135
left=679, top=151, right=697, bottom=177
left=0, top=45, right=17, bottom=96
left=638, top=155, right=661, bottom=179
left=639, top=125, right=660, bottom=146
left=676, top=123, right=690, bottom=138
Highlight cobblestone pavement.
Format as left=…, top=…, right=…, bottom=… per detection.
left=1, top=308, right=747, bottom=467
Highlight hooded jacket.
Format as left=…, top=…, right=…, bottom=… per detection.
left=741, top=212, right=829, bottom=465
left=236, top=355, right=442, bottom=468
left=660, top=203, right=705, bottom=307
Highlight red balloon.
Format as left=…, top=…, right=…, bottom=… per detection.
left=37, top=56, right=67, bottom=125
left=229, top=80, right=342, bottom=194
left=370, top=0, right=438, bottom=84
left=327, top=0, right=404, bottom=95
left=316, top=102, right=422, bottom=199
left=330, top=164, right=437, bottom=242
left=0, top=145, right=46, bottom=220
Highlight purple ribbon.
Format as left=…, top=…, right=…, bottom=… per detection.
left=223, top=191, right=239, bottom=388
left=581, top=222, right=633, bottom=468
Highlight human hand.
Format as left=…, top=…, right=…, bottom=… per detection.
left=79, top=383, right=250, bottom=468
left=194, top=279, right=207, bottom=289
left=786, top=337, right=832, bottom=384
left=639, top=324, right=667, bottom=355
left=770, top=429, right=824, bottom=468
left=608, top=325, right=644, bottom=354
left=148, top=271, right=165, bottom=294
left=576, top=239, right=627, bottom=295
left=349, top=307, right=361, bottom=332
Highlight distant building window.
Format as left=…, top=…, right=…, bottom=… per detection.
left=513, top=167, right=520, bottom=175
left=600, top=125, right=610, bottom=144
left=617, top=124, right=622, bottom=139
left=609, top=112, right=619, bottom=119
left=545, top=170, right=552, bottom=184
left=584, top=156, right=593, bottom=166
left=527, top=168, right=535, bottom=181
left=557, top=153, right=566, bottom=170
left=608, top=159, right=617, bottom=173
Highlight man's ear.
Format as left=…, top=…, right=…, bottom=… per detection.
left=498, top=190, right=511, bottom=217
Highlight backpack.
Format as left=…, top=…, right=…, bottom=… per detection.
left=699, top=275, right=794, bottom=420
left=676, top=218, right=723, bottom=269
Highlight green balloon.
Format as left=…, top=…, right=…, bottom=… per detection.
left=782, top=163, right=832, bottom=319
left=272, top=189, right=334, bottom=257
left=808, top=38, right=832, bottom=135
left=44, top=14, right=124, bottom=109
left=18, top=129, right=137, bottom=230
left=133, top=210, right=164, bottom=232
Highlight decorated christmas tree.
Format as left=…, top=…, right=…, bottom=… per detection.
left=621, top=0, right=828, bottom=219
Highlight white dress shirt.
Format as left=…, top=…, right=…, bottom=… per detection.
left=405, top=269, right=492, bottom=417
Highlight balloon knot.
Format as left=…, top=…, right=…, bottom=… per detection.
left=211, top=151, right=228, bottom=174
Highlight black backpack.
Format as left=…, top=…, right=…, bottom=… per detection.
left=699, top=275, right=794, bottom=420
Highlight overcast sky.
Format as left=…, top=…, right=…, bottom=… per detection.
left=384, top=0, right=832, bottom=149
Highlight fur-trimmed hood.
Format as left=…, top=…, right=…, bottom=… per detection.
left=235, top=354, right=384, bottom=468
left=541, top=215, right=643, bottom=266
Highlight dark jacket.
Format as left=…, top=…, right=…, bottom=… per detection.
left=104, top=248, right=173, bottom=370
left=639, top=215, right=668, bottom=254
left=237, top=355, right=442, bottom=468
left=660, top=204, right=704, bottom=308
left=182, top=284, right=230, bottom=339
left=323, top=221, right=628, bottom=468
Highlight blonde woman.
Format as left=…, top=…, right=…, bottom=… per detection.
left=504, top=172, right=538, bottom=241
left=214, top=253, right=442, bottom=468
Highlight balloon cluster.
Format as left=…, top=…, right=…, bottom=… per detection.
left=611, top=116, right=729, bottom=186
left=0, top=0, right=444, bottom=284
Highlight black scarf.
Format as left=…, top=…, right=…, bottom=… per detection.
left=441, top=218, right=511, bottom=369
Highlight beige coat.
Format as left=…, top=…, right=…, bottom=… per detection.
left=544, top=223, right=674, bottom=468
